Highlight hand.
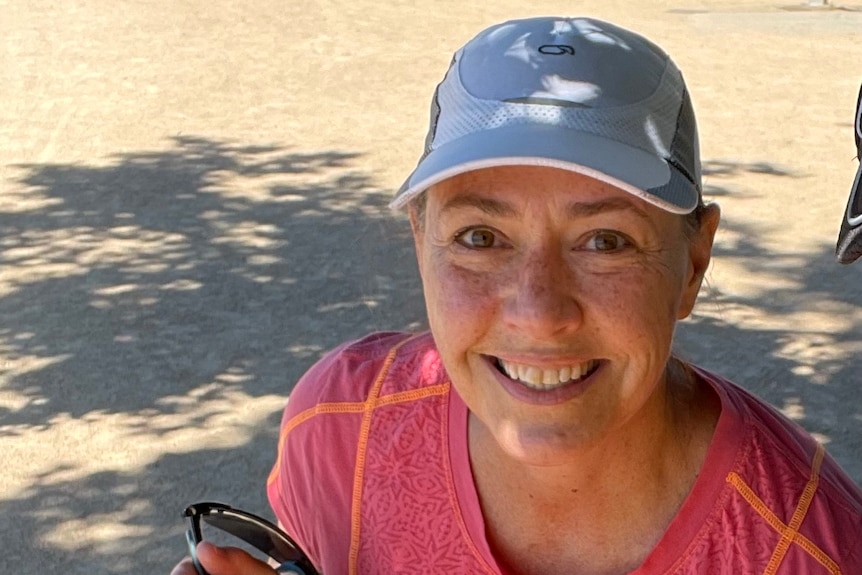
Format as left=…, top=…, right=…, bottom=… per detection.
left=170, top=542, right=279, bottom=575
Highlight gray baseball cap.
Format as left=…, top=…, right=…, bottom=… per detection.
left=836, top=83, right=862, bottom=264
left=391, top=17, right=702, bottom=214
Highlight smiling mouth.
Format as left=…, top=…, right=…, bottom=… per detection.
left=492, top=357, right=599, bottom=390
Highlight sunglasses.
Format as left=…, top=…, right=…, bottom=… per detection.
left=183, top=501, right=320, bottom=575
left=856, top=82, right=861, bottom=160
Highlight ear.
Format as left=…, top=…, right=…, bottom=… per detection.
left=678, top=203, right=720, bottom=320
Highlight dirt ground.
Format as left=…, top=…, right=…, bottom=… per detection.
left=1, top=1, right=861, bottom=573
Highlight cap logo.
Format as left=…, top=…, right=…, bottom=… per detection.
left=538, top=44, right=575, bottom=56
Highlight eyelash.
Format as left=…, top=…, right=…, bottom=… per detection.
left=584, top=230, right=633, bottom=253
left=453, top=227, right=634, bottom=253
left=453, top=227, right=503, bottom=249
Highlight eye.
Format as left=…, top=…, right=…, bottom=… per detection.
left=454, top=227, right=501, bottom=249
left=584, top=230, right=632, bottom=252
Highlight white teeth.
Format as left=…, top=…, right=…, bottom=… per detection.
left=502, top=362, right=516, bottom=379
left=497, top=358, right=596, bottom=389
left=523, top=366, right=541, bottom=385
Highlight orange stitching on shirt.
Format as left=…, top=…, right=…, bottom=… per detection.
left=286, top=402, right=367, bottom=434
left=374, top=383, right=450, bottom=406
left=266, top=333, right=445, bottom=569
left=268, top=337, right=435, bottom=488
left=726, top=472, right=783, bottom=529
left=266, top=402, right=367, bottom=486
left=763, top=444, right=825, bottom=574
left=347, top=338, right=411, bottom=575
left=271, top=383, right=448, bottom=470
left=268, top=385, right=450, bottom=486
left=726, top=444, right=841, bottom=575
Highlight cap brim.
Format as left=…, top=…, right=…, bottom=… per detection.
left=390, top=123, right=696, bottom=214
left=836, top=161, right=862, bottom=264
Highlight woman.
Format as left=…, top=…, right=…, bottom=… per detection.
left=174, top=16, right=862, bottom=575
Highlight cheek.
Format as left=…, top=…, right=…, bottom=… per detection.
left=423, top=256, right=500, bottom=327
left=419, top=254, right=509, bottom=371
left=581, top=270, right=683, bottom=339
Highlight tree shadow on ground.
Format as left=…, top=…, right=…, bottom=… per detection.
left=0, top=136, right=425, bottom=434
left=2, top=442, right=296, bottom=575
left=0, top=150, right=859, bottom=575
left=677, top=159, right=862, bottom=482
left=0, top=136, right=425, bottom=574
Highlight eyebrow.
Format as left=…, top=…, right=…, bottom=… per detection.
left=438, top=193, right=652, bottom=221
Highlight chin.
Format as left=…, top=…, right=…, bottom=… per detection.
left=494, top=419, right=600, bottom=465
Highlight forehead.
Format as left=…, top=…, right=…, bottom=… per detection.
left=423, top=165, right=665, bottom=220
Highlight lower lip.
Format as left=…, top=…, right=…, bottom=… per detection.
left=486, top=357, right=600, bottom=406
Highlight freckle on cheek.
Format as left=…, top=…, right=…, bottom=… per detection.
left=439, top=267, right=493, bottom=306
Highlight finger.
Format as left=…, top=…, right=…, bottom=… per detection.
left=169, top=557, right=200, bottom=575
left=196, top=541, right=278, bottom=575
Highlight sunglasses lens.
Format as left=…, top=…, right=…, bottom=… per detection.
left=185, top=529, right=209, bottom=575
left=198, top=513, right=310, bottom=571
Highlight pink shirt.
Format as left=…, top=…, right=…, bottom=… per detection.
left=268, top=332, right=862, bottom=574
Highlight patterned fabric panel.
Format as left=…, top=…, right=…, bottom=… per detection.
left=268, top=334, right=862, bottom=574
left=356, top=392, right=495, bottom=574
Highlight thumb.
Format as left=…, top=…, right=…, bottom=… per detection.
left=196, top=541, right=278, bottom=575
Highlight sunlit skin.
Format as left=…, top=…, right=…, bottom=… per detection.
left=410, top=165, right=721, bottom=574
left=412, top=166, right=717, bottom=462
left=170, top=165, right=722, bottom=575
left=170, top=542, right=278, bottom=575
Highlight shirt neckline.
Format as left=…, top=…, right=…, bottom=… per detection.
left=446, top=366, right=745, bottom=574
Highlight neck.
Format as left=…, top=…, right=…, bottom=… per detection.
left=470, top=392, right=693, bottom=504
left=469, top=369, right=719, bottom=575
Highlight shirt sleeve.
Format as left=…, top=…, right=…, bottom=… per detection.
left=266, top=332, right=410, bottom=574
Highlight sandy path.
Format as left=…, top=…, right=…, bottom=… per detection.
left=1, top=1, right=861, bottom=573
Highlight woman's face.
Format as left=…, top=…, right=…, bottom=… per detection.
left=411, top=165, right=718, bottom=465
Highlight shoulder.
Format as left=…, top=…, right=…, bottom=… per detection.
left=284, top=330, right=443, bottom=417
left=702, top=367, right=861, bottom=500
left=694, top=367, right=862, bottom=568
left=268, top=332, right=452, bottom=573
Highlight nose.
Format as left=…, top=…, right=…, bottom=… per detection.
left=502, top=248, right=583, bottom=338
